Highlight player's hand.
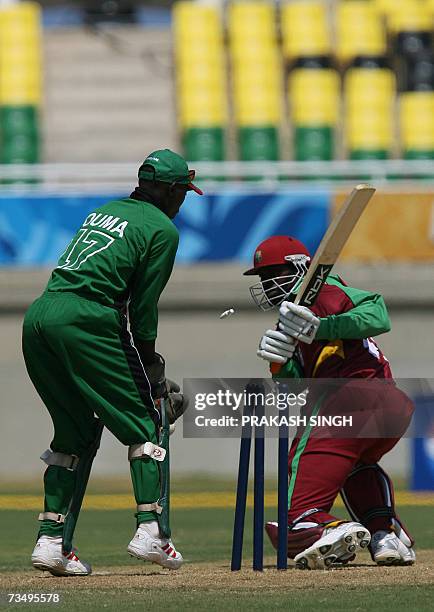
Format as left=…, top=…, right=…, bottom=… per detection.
left=167, top=388, right=189, bottom=423
left=278, top=301, right=320, bottom=344
left=257, top=329, right=296, bottom=364
left=155, top=387, right=188, bottom=425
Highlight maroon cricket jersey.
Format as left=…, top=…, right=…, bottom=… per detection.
left=273, top=275, right=393, bottom=380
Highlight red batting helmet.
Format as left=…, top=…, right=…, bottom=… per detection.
left=243, top=236, right=311, bottom=276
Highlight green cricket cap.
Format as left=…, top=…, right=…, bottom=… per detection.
left=138, top=149, right=203, bottom=195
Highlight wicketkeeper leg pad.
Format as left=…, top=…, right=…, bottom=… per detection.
left=128, top=442, right=166, bottom=462
left=40, top=449, right=79, bottom=471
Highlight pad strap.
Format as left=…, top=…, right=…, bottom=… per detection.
left=38, top=512, right=66, bottom=523
left=137, top=502, right=163, bottom=514
left=128, top=442, right=166, bottom=462
left=40, top=449, right=79, bottom=471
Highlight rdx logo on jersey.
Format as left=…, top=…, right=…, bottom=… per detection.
left=83, top=213, right=129, bottom=238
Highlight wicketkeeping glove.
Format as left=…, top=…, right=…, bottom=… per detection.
left=143, top=354, right=189, bottom=424
left=278, top=301, right=320, bottom=344
left=257, top=329, right=297, bottom=364
left=165, top=379, right=189, bottom=424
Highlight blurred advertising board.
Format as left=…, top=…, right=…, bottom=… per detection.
left=334, top=192, right=434, bottom=261
left=0, top=191, right=329, bottom=265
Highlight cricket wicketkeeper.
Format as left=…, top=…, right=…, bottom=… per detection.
left=22, top=149, right=202, bottom=576
left=245, top=235, right=415, bottom=570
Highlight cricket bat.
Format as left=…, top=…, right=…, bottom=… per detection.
left=294, top=184, right=375, bottom=308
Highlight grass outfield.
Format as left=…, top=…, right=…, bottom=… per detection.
left=0, top=479, right=433, bottom=611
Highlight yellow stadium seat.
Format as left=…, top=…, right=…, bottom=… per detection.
left=292, top=96, right=341, bottom=125
left=228, top=1, right=281, bottom=133
left=345, top=69, right=396, bottom=111
left=176, top=43, right=224, bottom=69
left=0, top=1, right=40, bottom=24
left=180, top=107, right=227, bottom=129
left=0, top=22, right=41, bottom=39
left=388, top=0, right=432, bottom=32
left=230, top=19, right=275, bottom=42
left=233, top=70, right=281, bottom=91
left=173, top=0, right=227, bottom=135
left=290, top=68, right=340, bottom=125
left=0, top=44, right=41, bottom=66
left=235, top=86, right=281, bottom=108
left=373, top=0, right=398, bottom=17
left=179, top=89, right=227, bottom=120
left=231, top=48, right=280, bottom=73
left=177, top=77, right=224, bottom=98
left=426, top=0, right=434, bottom=16
left=229, top=1, right=275, bottom=28
left=346, top=68, right=395, bottom=92
left=0, top=63, right=41, bottom=82
left=230, top=37, right=278, bottom=55
left=347, top=131, right=393, bottom=151
left=281, top=1, right=331, bottom=59
left=290, top=69, right=340, bottom=111
left=173, top=3, right=222, bottom=53
left=228, top=1, right=277, bottom=45
left=346, top=112, right=393, bottom=150
left=290, top=68, right=340, bottom=93
left=336, top=1, right=387, bottom=62
left=400, top=92, right=434, bottom=149
left=236, top=98, right=281, bottom=127
left=178, top=59, right=225, bottom=83
left=0, top=85, right=41, bottom=106
left=173, top=2, right=220, bottom=31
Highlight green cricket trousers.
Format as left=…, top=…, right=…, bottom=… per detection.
left=22, top=291, right=161, bottom=537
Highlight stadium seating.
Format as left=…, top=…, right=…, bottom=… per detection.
left=281, top=1, right=331, bottom=61
left=173, top=2, right=227, bottom=161
left=0, top=2, right=41, bottom=165
left=228, top=1, right=282, bottom=161
left=289, top=59, right=340, bottom=160
left=336, top=0, right=387, bottom=64
left=400, top=91, right=434, bottom=159
left=345, top=61, right=395, bottom=159
left=169, top=0, right=434, bottom=163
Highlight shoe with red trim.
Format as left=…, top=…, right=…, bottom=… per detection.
left=31, top=535, right=91, bottom=576
left=127, top=521, right=183, bottom=570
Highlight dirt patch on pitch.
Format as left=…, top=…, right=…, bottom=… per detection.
left=1, top=550, right=433, bottom=593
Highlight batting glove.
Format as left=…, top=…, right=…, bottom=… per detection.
left=257, top=329, right=297, bottom=364
left=278, top=301, right=320, bottom=344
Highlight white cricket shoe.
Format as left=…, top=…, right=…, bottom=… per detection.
left=31, top=535, right=91, bottom=576
left=294, top=521, right=371, bottom=570
left=370, top=530, right=416, bottom=566
left=127, top=521, right=183, bottom=570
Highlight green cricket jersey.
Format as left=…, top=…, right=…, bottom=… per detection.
left=46, top=197, right=179, bottom=341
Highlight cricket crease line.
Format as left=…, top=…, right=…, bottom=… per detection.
left=0, top=491, right=433, bottom=510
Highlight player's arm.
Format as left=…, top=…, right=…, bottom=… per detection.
left=271, top=357, right=303, bottom=380
left=279, top=286, right=390, bottom=345
left=129, top=225, right=187, bottom=423
left=315, top=287, right=391, bottom=340
left=129, top=223, right=179, bottom=346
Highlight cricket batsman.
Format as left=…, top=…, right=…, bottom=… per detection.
left=22, top=149, right=202, bottom=576
left=244, top=235, right=415, bottom=569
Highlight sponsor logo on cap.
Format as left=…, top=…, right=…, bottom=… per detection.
left=255, top=250, right=262, bottom=263
left=146, top=156, right=160, bottom=162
